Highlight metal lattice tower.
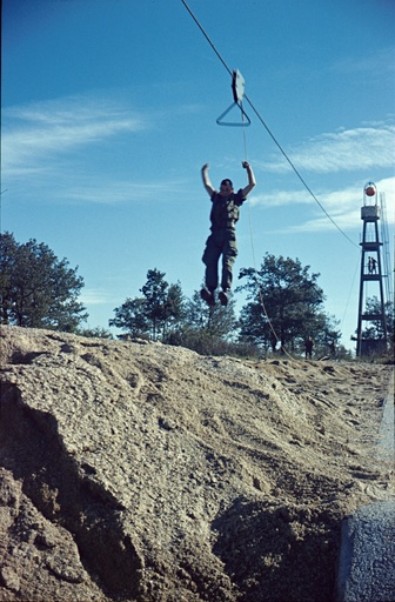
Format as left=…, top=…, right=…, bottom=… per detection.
left=356, top=182, right=388, bottom=356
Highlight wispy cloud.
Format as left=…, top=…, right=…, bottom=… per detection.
left=260, top=123, right=395, bottom=174
left=2, top=95, right=148, bottom=178
left=252, top=176, right=395, bottom=234
left=249, top=189, right=312, bottom=208
left=80, top=288, right=118, bottom=306
left=63, top=179, right=191, bottom=204
left=331, top=47, right=395, bottom=77
left=2, top=94, right=194, bottom=205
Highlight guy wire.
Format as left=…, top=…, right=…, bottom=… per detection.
left=241, top=105, right=289, bottom=356
left=340, top=254, right=360, bottom=335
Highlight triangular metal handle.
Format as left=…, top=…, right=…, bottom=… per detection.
left=216, top=101, right=251, bottom=127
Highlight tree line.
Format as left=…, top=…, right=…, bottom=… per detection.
left=1, top=232, right=393, bottom=358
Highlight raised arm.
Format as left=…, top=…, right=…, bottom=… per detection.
left=241, top=161, right=256, bottom=197
left=201, top=163, right=216, bottom=197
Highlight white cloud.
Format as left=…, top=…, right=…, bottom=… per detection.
left=253, top=176, right=395, bottom=234
left=261, top=123, right=395, bottom=174
left=80, top=288, right=118, bottom=306
left=1, top=94, right=193, bottom=206
left=332, top=47, right=395, bottom=77
left=2, top=95, right=147, bottom=177
left=249, top=189, right=311, bottom=208
left=62, top=179, right=190, bottom=204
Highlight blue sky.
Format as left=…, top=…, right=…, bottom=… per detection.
left=2, top=0, right=394, bottom=350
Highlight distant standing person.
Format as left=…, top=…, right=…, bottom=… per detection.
left=200, top=161, right=256, bottom=306
left=368, top=257, right=373, bottom=274
left=305, top=336, right=314, bottom=359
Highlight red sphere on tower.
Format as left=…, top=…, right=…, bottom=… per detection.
left=365, top=182, right=376, bottom=197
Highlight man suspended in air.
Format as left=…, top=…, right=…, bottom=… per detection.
left=200, top=161, right=256, bottom=307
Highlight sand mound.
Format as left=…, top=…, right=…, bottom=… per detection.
left=0, top=326, right=393, bottom=601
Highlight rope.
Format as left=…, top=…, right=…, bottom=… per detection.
left=340, top=254, right=360, bottom=334
left=246, top=207, right=288, bottom=356
left=241, top=104, right=249, bottom=159
left=241, top=101, right=291, bottom=357
left=180, top=0, right=358, bottom=249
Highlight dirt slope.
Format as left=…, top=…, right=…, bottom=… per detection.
left=0, top=326, right=393, bottom=602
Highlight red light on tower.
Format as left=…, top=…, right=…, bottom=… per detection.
left=364, top=182, right=376, bottom=197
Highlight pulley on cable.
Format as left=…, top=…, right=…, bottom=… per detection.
left=216, top=69, right=251, bottom=127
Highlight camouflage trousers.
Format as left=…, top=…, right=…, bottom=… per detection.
left=202, top=228, right=238, bottom=291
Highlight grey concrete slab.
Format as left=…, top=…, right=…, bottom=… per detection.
left=337, top=371, right=395, bottom=602
left=336, top=501, right=395, bottom=602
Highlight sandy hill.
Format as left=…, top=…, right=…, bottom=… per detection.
left=0, top=326, right=393, bottom=602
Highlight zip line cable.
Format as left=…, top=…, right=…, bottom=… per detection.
left=243, top=94, right=358, bottom=249
left=180, top=0, right=233, bottom=78
left=180, top=0, right=357, bottom=356
left=180, top=0, right=358, bottom=249
left=181, top=0, right=306, bottom=357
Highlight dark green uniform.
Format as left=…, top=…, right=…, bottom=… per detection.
left=202, top=189, right=246, bottom=292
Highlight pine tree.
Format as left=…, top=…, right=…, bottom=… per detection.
left=238, top=253, right=325, bottom=353
left=0, top=232, right=87, bottom=330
